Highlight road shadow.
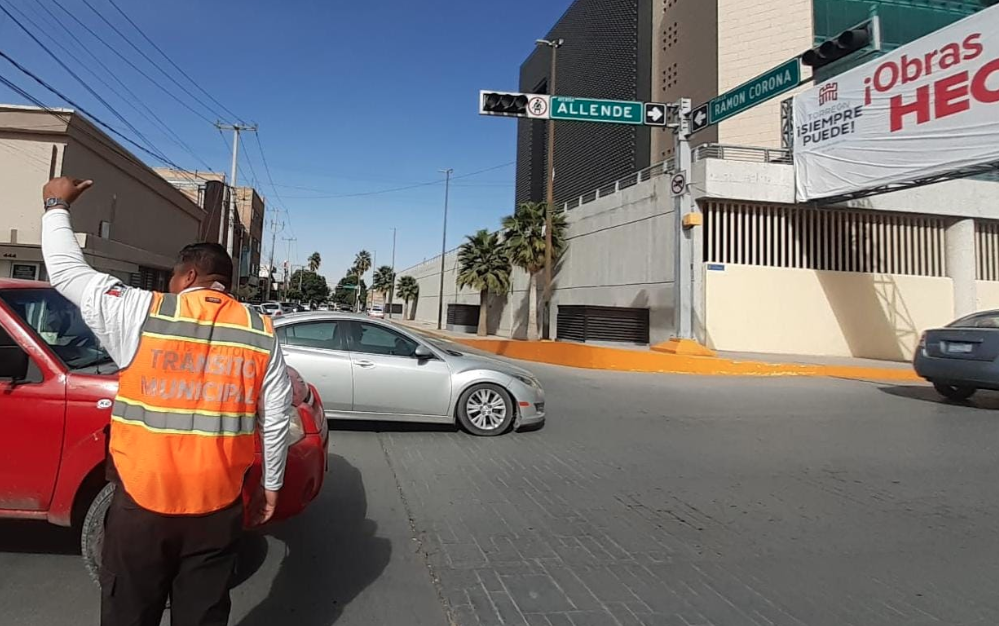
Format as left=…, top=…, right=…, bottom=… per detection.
left=0, top=519, right=79, bottom=556
left=330, top=419, right=458, bottom=434
left=235, top=454, right=390, bottom=626
left=879, top=385, right=999, bottom=410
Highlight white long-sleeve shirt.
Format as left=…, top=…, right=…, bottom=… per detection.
left=41, top=209, right=292, bottom=491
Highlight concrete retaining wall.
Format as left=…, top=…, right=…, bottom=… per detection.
left=398, top=174, right=677, bottom=343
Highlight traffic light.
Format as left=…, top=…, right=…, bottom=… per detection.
left=801, top=18, right=879, bottom=71
left=479, top=91, right=531, bottom=117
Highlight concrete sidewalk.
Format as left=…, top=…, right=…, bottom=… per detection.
left=395, top=318, right=921, bottom=382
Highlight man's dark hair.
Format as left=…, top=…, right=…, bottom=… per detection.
left=175, top=242, right=233, bottom=289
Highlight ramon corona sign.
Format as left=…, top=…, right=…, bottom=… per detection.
left=794, top=5, right=999, bottom=201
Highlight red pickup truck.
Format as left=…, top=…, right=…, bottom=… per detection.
left=0, top=279, right=328, bottom=580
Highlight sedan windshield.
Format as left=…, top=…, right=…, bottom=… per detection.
left=0, top=288, right=114, bottom=371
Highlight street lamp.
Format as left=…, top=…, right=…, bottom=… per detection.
left=536, top=38, right=563, bottom=340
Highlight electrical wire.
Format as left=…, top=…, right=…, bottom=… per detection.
left=273, top=161, right=516, bottom=199
left=104, top=0, right=244, bottom=125
left=13, top=0, right=214, bottom=171
left=0, top=1, right=162, bottom=158
left=0, top=52, right=202, bottom=182
left=80, top=0, right=230, bottom=123
left=48, top=0, right=215, bottom=125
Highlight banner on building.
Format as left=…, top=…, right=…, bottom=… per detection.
left=793, top=5, right=999, bottom=201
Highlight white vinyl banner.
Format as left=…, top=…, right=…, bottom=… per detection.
left=793, top=5, right=999, bottom=201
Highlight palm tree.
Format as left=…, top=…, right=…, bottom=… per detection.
left=353, top=250, right=372, bottom=276
left=396, top=275, right=419, bottom=320
left=372, top=265, right=396, bottom=311
left=457, top=229, right=511, bottom=336
left=351, top=250, right=372, bottom=311
left=501, top=201, right=568, bottom=340
left=307, top=251, right=322, bottom=272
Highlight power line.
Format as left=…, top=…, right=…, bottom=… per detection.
left=0, top=50, right=199, bottom=179
left=270, top=161, right=516, bottom=199
left=80, top=0, right=231, bottom=123
left=48, top=0, right=215, bottom=125
left=0, top=1, right=162, bottom=158
left=104, top=0, right=244, bottom=124
left=11, top=0, right=213, bottom=171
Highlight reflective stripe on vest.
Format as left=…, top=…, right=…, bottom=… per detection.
left=110, top=290, right=273, bottom=515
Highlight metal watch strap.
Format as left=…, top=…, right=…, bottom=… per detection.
left=44, top=198, right=70, bottom=210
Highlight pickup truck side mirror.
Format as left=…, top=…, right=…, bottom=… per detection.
left=413, top=344, right=434, bottom=360
left=0, top=346, right=29, bottom=382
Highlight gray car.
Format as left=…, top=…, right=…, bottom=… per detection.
left=272, top=313, right=545, bottom=435
left=914, top=309, right=999, bottom=400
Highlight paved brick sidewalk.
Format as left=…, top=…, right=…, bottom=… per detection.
left=377, top=363, right=999, bottom=626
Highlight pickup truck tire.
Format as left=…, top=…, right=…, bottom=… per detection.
left=81, top=482, right=115, bottom=585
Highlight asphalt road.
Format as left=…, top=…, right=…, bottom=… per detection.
left=3, top=362, right=999, bottom=625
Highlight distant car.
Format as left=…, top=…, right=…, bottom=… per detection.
left=368, top=305, right=384, bottom=319
left=317, top=303, right=330, bottom=311
left=273, top=313, right=545, bottom=435
left=280, top=302, right=306, bottom=314
left=260, top=302, right=283, bottom=317
left=914, top=310, right=999, bottom=400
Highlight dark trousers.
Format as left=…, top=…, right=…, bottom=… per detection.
left=100, top=486, right=243, bottom=626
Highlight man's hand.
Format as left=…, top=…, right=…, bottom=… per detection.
left=248, top=487, right=279, bottom=526
left=42, top=177, right=93, bottom=205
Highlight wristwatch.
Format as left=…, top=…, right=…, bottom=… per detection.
left=44, top=197, right=70, bottom=211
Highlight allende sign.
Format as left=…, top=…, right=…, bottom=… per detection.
left=793, top=4, right=999, bottom=201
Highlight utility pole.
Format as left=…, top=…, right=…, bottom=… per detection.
left=215, top=121, right=257, bottom=291
left=264, top=218, right=283, bottom=301
left=672, top=98, right=694, bottom=339
left=282, top=236, right=296, bottom=301
left=437, top=168, right=452, bottom=330
left=388, top=227, right=397, bottom=318
left=537, top=38, right=563, bottom=340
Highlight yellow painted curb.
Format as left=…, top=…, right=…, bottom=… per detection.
left=652, top=338, right=717, bottom=357
left=413, top=327, right=920, bottom=382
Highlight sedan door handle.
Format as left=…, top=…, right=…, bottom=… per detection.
left=355, top=360, right=375, bottom=368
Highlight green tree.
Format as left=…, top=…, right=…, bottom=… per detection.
left=372, top=265, right=396, bottom=313
left=307, top=251, right=322, bottom=272
left=289, top=269, right=330, bottom=306
left=353, top=250, right=372, bottom=276
left=502, top=201, right=568, bottom=340
left=396, top=275, right=419, bottom=320
left=456, top=229, right=511, bottom=336
left=335, top=273, right=366, bottom=309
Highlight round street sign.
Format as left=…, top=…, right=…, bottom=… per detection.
left=527, top=96, right=550, bottom=119
left=671, top=172, right=686, bottom=196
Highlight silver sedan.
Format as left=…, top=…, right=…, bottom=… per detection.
left=272, top=313, right=545, bottom=435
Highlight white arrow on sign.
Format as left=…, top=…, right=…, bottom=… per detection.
left=648, top=107, right=663, bottom=122
left=694, top=108, right=707, bottom=127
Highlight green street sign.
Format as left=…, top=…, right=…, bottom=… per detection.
left=709, top=58, right=801, bottom=125
left=550, top=96, right=643, bottom=125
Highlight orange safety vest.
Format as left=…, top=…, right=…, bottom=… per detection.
left=110, top=289, right=274, bottom=515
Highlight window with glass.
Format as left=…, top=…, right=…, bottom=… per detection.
left=813, top=0, right=988, bottom=50
left=353, top=322, right=418, bottom=357
left=277, top=321, right=343, bottom=350
left=0, top=288, right=114, bottom=371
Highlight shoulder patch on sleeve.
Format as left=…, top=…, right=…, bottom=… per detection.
left=104, top=283, right=127, bottom=297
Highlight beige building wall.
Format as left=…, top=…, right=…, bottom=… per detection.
left=715, top=0, right=813, bottom=147
left=705, top=264, right=955, bottom=361
left=975, top=281, right=999, bottom=312
left=652, top=0, right=719, bottom=162
left=0, top=106, right=205, bottom=283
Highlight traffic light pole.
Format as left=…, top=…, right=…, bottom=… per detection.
left=540, top=38, right=562, bottom=341
left=672, top=98, right=695, bottom=340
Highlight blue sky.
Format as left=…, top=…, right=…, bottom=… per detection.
left=0, top=0, right=569, bottom=281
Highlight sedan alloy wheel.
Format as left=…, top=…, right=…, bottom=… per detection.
left=458, top=383, right=514, bottom=436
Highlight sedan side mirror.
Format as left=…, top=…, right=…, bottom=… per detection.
left=0, top=346, right=29, bottom=382
left=413, top=344, right=434, bottom=360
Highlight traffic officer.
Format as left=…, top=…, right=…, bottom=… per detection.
left=39, top=177, right=293, bottom=626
